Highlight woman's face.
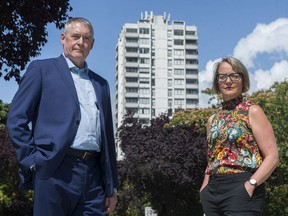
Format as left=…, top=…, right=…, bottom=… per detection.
left=217, top=62, right=243, bottom=101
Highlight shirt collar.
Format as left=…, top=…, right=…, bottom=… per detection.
left=62, top=53, right=89, bottom=75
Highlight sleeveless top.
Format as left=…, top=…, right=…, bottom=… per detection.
left=206, top=96, right=263, bottom=175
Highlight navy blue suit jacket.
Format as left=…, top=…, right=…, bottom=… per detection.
left=7, top=55, right=119, bottom=197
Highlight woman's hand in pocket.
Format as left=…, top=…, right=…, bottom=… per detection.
left=244, top=181, right=255, bottom=198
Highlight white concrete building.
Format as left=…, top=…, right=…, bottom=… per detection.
left=115, top=12, right=199, bottom=158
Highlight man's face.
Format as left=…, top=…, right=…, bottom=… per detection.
left=61, top=22, right=94, bottom=68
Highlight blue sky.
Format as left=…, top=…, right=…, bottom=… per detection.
left=1, top=0, right=288, bottom=108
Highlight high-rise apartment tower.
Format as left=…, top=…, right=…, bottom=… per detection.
left=115, top=11, right=199, bottom=130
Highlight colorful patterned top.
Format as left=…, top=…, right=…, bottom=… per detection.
left=206, top=96, right=263, bottom=175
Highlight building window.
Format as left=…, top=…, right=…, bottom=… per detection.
left=174, top=89, right=184, bottom=95
left=167, top=30, right=172, bottom=37
left=174, top=49, right=184, bottom=56
left=139, top=77, right=150, bottom=84
left=152, top=99, right=155, bottom=106
left=126, top=37, right=138, bottom=43
left=186, top=79, right=198, bottom=84
left=126, top=97, right=138, bottom=103
left=173, top=21, right=184, bottom=25
left=126, top=77, right=138, bottom=83
left=174, top=59, right=184, bottom=65
left=186, top=69, right=198, bottom=75
left=168, top=59, right=172, bottom=67
left=139, top=67, right=150, bottom=73
left=174, top=39, right=184, bottom=45
left=168, top=49, right=172, bottom=57
left=139, top=98, right=150, bottom=104
left=126, top=87, right=138, bottom=93
left=126, top=47, right=138, bottom=53
left=187, top=99, right=198, bottom=104
left=168, top=79, right=173, bottom=87
left=186, top=89, right=198, bottom=94
left=186, top=59, right=198, bottom=65
left=126, top=28, right=137, bottom=33
left=139, top=28, right=149, bottom=34
left=139, top=108, right=150, bottom=114
left=186, top=39, right=197, bottom=45
left=139, top=88, right=150, bottom=94
left=140, top=58, right=150, bottom=64
left=168, top=99, right=172, bottom=107
left=139, top=38, right=150, bottom=44
left=168, top=69, right=173, bottom=77
left=174, top=29, right=184, bottom=36
left=185, top=30, right=195, bottom=35
left=168, top=89, right=172, bottom=97
left=186, top=49, right=198, bottom=55
left=174, top=69, right=184, bottom=75
left=126, top=67, right=138, bottom=73
left=139, top=48, right=149, bottom=54
left=152, top=109, right=155, bottom=116
left=174, top=79, right=184, bottom=85
left=126, top=57, right=138, bottom=63
left=174, top=99, right=184, bottom=105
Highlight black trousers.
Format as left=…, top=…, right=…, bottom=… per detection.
left=200, top=172, right=265, bottom=216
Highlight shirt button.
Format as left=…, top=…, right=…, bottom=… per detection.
left=76, top=120, right=80, bottom=125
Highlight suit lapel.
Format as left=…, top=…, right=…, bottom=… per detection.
left=89, top=72, right=103, bottom=111
left=56, top=55, right=79, bottom=106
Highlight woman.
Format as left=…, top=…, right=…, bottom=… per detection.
left=200, top=57, right=279, bottom=216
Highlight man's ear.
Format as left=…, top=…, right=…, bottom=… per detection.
left=90, top=38, right=95, bottom=50
left=60, top=33, right=65, bottom=45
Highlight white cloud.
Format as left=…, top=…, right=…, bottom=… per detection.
left=199, top=18, right=288, bottom=108
left=252, top=60, right=288, bottom=91
left=233, top=18, right=288, bottom=68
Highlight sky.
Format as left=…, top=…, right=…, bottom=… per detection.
left=1, top=0, right=288, bottom=110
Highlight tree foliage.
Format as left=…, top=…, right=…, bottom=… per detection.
left=249, top=81, right=288, bottom=185
left=0, top=100, right=10, bottom=129
left=116, top=113, right=207, bottom=216
left=0, top=129, right=33, bottom=215
left=0, top=0, right=72, bottom=82
left=164, top=108, right=215, bottom=134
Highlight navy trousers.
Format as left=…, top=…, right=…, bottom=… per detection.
left=200, top=172, right=265, bottom=216
left=33, top=154, right=105, bottom=216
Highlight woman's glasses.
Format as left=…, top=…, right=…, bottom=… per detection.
left=217, top=72, right=242, bottom=82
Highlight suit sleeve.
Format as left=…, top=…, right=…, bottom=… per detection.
left=6, top=60, right=42, bottom=183
left=104, top=83, right=119, bottom=190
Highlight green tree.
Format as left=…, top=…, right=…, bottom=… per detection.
left=0, top=0, right=72, bottom=82
left=0, top=128, right=33, bottom=215
left=0, top=100, right=9, bottom=129
left=250, top=81, right=288, bottom=186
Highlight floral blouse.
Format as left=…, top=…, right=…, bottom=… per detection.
left=206, top=96, right=263, bottom=175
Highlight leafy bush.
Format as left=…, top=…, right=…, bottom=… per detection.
left=0, top=129, right=33, bottom=215
left=116, top=114, right=207, bottom=216
left=263, top=184, right=288, bottom=216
